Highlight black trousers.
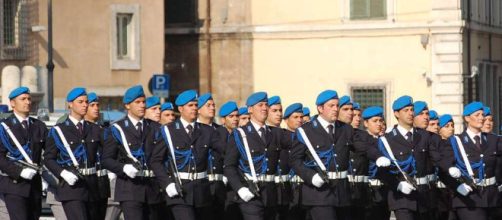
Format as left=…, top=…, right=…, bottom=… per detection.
left=4, top=193, right=41, bottom=220
left=365, top=202, right=390, bottom=220
left=393, top=209, right=434, bottom=220
left=95, top=198, right=108, bottom=220
left=239, top=202, right=276, bottom=220
left=170, top=204, right=214, bottom=220
left=456, top=207, right=487, bottom=220
left=62, top=200, right=93, bottom=220
left=225, top=202, right=243, bottom=220
left=120, top=201, right=163, bottom=220
left=308, top=206, right=351, bottom=220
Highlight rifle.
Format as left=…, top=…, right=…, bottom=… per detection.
left=306, top=152, right=329, bottom=184
left=238, top=168, right=260, bottom=198
left=168, top=158, right=183, bottom=198
left=7, top=155, right=43, bottom=173
left=459, top=175, right=478, bottom=190
left=394, top=162, right=418, bottom=189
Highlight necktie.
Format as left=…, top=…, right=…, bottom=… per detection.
left=474, top=135, right=481, bottom=151
left=21, top=120, right=28, bottom=130
left=136, top=122, right=143, bottom=136
left=186, top=124, right=193, bottom=138
left=76, top=122, right=83, bottom=135
left=327, top=124, right=335, bottom=139
left=406, top=131, right=413, bottom=144
left=259, top=127, right=267, bottom=143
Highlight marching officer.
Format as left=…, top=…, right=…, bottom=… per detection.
left=0, top=87, right=47, bottom=220
left=412, top=101, right=430, bottom=130
left=197, top=93, right=218, bottom=127
left=427, top=110, right=439, bottom=134
left=302, top=107, right=311, bottom=123
left=280, top=103, right=305, bottom=220
left=436, top=114, right=455, bottom=220
left=145, top=96, right=161, bottom=123
left=84, top=92, right=109, bottom=220
left=160, top=102, right=176, bottom=125
left=44, top=88, right=103, bottom=220
left=481, top=107, right=494, bottom=133
left=238, top=107, right=250, bottom=127
left=351, top=102, right=362, bottom=129
left=438, top=102, right=501, bottom=220
left=149, top=90, right=225, bottom=220
left=266, top=96, right=282, bottom=127
left=215, top=101, right=242, bottom=220
left=438, top=115, right=454, bottom=140
left=374, top=96, right=440, bottom=220
left=102, top=85, right=164, bottom=220
left=224, top=92, right=283, bottom=220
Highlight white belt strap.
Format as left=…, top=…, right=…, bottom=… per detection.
left=379, top=136, right=405, bottom=173
left=237, top=128, right=259, bottom=184
left=453, top=136, right=475, bottom=179
left=54, top=126, right=79, bottom=167
left=162, top=126, right=183, bottom=185
left=1, top=122, right=33, bottom=164
left=112, top=124, right=138, bottom=163
left=297, top=127, right=327, bottom=172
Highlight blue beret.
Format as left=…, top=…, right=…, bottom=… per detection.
left=161, top=102, right=174, bottom=112
left=302, top=107, right=310, bottom=116
left=429, top=110, right=438, bottom=120
left=362, top=106, right=384, bottom=120
left=316, top=90, right=338, bottom=106
left=268, top=96, right=281, bottom=106
left=483, top=106, right=491, bottom=116
left=88, top=92, right=98, bottom=103
left=8, top=86, right=30, bottom=100
left=0, top=105, right=8, bottom=113
left=175, top=90, right=198, bottom=106
left=146, top=96, right=161, bottom=109
left=463, top=101, right=484, bottom=116
left=219, top=101, right=238, bottom=117
left=246, top=92, right=268, bottom=107
left=392, top=95, right=413, bottom=111
left=353, top=102, right=361, bottom=111
left=198, top=93, right=213, bottom=108
left=283, top=103, right=303, bottom=119
left=123, top=85, right=145, bottom=104
left=439, top=114, right=453, bottom=128
left=339, top=95, right=352, bottom=107
left=413, top=101, right=428, bottom=116
left=238, top=107, right=249, bottom=115
left=67, top=87, right=87, bottom=102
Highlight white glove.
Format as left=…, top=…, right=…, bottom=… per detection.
left=498, top=185, right=502, bottom=192
left=122, top=164, right=138, bottom=178
left=311, top=173, right=325, bottom=188
left=448, top=167, right=461, bottom=178
left=222, top=176, right=228, bottom=186
left=107, top=172, right=117, bottom=181
left=42, top=179, right=49, bottom=192
left=20, top=168, right=37, bottom=180
left=165, top=183, right=179, bottom=198
left=375, top=157, right=391, bottom=167
left=60, top=169, right=78, bottom=186
left=397, top=181, right=416, bottom=195
left=456, top=183, right=473, bottom=196
left=237, top=187, right=255, bottom=202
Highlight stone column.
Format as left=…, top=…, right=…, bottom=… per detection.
left=1, top=65, right=21, bottom=108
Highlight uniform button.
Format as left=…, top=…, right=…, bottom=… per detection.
left=204, top=145, right=207, bottom=148
left=212, top=157, right=215, bottom=160
left=411, top=149, right=414, bottom=152
left=265, top=159, right=269, bottom=161
left=334, top=154, right=337, bottom=157
left=40, top=140, right=43, bottom=142
left=70, top=141, right=74, bottom=144
left=267, top=169, right=270, bottom=171
left=480, top=154, right=484, bottom=158
left=422, top=149, right=425, bottom=152
left=153, top=141, right=157, bottom=144
left=336, top=165, right=339, bottom=168
left=190, top=146, right=194, bottom=148
left=252, top=150, right=255, bottom=153
left=288, top=150, right=291, bottom=153
left=192, top=167, right=195, bottom=170
left=350, top=159, right=354, bottom=162
left=91, top=139, right=94, bottom=142
left=399, top=152, right=403, bottom=155
left=213, top=167, right=216, bottom=169
left=483, top=163, right=486, bottom=167
left=278, top=159, right=281, bottom=162
left=265, top=149, right=268, bottom=152
left=316, top=146, right=320, bottom=149
left=129, top=143, right=132, bottom=146
left=353, top=169, right=356, bottom=172
left=191, top=156, right=194, bottom=159
left=81, top=140, right=85, bottom=143
left=176, top=147, right=179, bottom=149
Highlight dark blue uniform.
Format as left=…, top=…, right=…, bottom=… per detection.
left=0, top=115, right=47, bottom=220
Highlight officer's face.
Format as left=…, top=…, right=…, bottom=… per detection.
left=69, top=96, right=89, bottom=118
left=351, top=110, right=361, bottom=129
left=249, top=102, right=269, bottom=124
left=379, top=121, right=387, bottom=136
left=239, top=114, right=250, bottom=126
left=178, top=101, right=198, bottom=122
left=394, top=106, right=414, bottom=126
left=145, top=105, right=161, bottom=122
left=10, top=93, right=31, bottom=115
left=439, top=122, right=454, bottom=140
left=223, top=111, right=239, bottom=130
left=125, top=97, right=146, bottom=119
left=364, top=116, right=384, bottom=136
left=160, top=110, right=176, bottom=125
left=198, top=100, right=216, bottom=119
left=267, top=104, right=283, bottom=127
left=317, top=99, right=339, bottom=123
left=482, top=115, right=493, bottom=133
left=86, top=102, right=100, bottom=122
left=286, top=112, right=304, bottom=130
left=302, top=116, right=310, bottom=123
left=413, top=109, right=430, bottom=129
left=426, top=120, right=439, bottom=134
left=464, top=110, right=484, bottom=130
left=338, top=104, right=354, bottom=124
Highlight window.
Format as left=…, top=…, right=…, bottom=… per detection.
left=110, top=4, right=140, bottom=70
left=0, top=0, right=26, bottom=60
left=3, top=0, right=18, bottom=46
left=350, top=0, right=386, bottom=20
left=100, top=96, right=125, bottom=111
left=351, top=86, right=386, bottom=111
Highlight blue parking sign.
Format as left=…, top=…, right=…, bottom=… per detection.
left=149, top=74, right=171, bottom=98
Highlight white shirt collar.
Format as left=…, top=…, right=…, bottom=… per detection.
left=68, top=115, right=85, bottom=126
left=316, top=115, right=334, bottom=133
left=13, top=112, right=29, bottom=124
left=196, top=118, right=213, bottom=127
left=250, top=120, right=266, bottom=133
left=367, top=130, right=379, bottom=139
left=180, top=117, right=195, bottom=130
left=127, top=114, right=143, bottom=127
left=465, top=128, right=482, bottom=143
left=397, top=124, right=414, bottom=139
